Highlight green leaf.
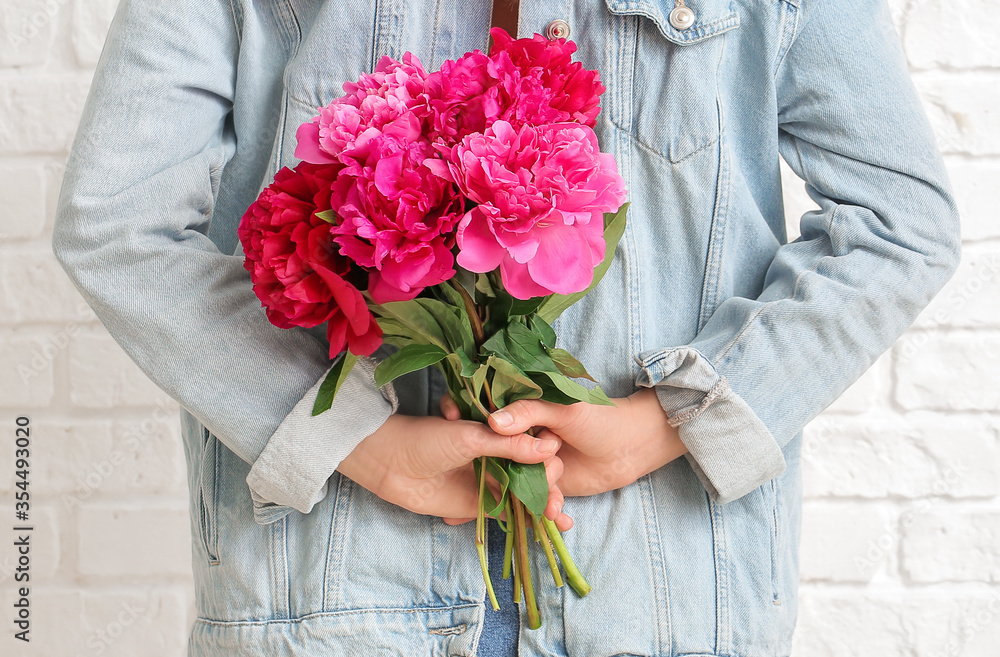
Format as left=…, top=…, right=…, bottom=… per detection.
left=506, top=461, right=549, bottom=517
left=537, top=202, right=629, bottom=323
left=475, top=272, right=497, bottom=300
left=374, top=344, right=448, bottom=387
left=527, top=314, right=556, bottom=349
left=488, top=356, right=543, bottom=407
left=510, top=296, right=547, bottom=316
left=474, top=457, right=511, bottom=519
left=502, top=320, right=558, bottom=372
left=315, top=209, right=337, bottom=224
left=532, top=370, right=615, bottom=406
left=459, top=388, right=488, bottom=422
left=548, top=348, right=596, bottom=382
left=312, top=352, right=358, bottom=416
left=416, top=298, right=474, bottom=359
left=371, top=302, right=448, bottom=350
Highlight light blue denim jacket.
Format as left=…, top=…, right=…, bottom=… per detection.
left=53, top=0, right=960, bottom=655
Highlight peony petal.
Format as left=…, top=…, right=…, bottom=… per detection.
left=524, top=220, right=597, bottom=295
left=500, top=256, right=553, bottom=299
left=455, top=208, right=507, bottom=273
left=294, top=121, right=339, bottom=165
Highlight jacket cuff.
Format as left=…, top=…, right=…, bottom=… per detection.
left=245, top=356, right=398, bottom=524
left=635, top=347, right=786, bottom=504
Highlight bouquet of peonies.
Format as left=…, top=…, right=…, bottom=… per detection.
left=238, top=28, right=627, bottom=629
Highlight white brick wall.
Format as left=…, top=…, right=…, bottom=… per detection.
left=0, top=2, right=996, bottom=655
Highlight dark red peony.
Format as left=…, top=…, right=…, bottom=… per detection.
left=238, top=162, right=382, bottom=357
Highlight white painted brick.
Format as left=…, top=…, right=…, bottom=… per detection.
left=915, top=75, right=1000, bottom=156
left=902, top=508, right=1000, bottom=583
left=0, top=0, right=59, bottom=67
left=0, top=505, right=60, bottom=581
left=77, top=505, right=191, bottom=576
left=72, top=0, right=120, bottom=68
left=0, top=587, right=188, bottom=657
left=915, top=251, right=1000, bottom=329
left=68, top=331, right=170, bottom=408
left=949, top=159, right=1000, bottom=242
left=803, top=415, right=999, bottom=499
left=792, top=591, right=909, bottom=657
left=0, top=335, right=55, bottom=407
left=823, top=353, right=889, bottom=414
left=0, top=75, right=92, bottom=154
left=0, top=247, right=92, bottom=324
left=800, top=503, right=893, bottom=582
left=779, top=157, right=820, bottom=243
left=904, top=0, right=1000, bottom=69
left=895, top=331, right=1000, bottom=411
left=0, top=163, right=45, bottom=240
left=793, top=589, right=1000, bottom=657
left=28, top=415, right=185, bottom=505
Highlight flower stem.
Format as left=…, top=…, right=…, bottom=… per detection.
left=531, top=511, right=563, bottom=588
left=477, top=457, right=499, bottom=611
left=449, top=278, right=484, bottom=346
left=513, top=496, right=541, bottom=629
left=542, top=517, right=591, bottom=598
left=502, top=496, right=514, bottom=580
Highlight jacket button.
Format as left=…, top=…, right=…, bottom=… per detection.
left=545, top=19, right=571, bottom=40
left=668, top=6, right=696, bottom=30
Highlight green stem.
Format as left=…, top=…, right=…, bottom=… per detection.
left=449, top=278, right=485, bottom=346
left=542, top=517, right=591, bottom=598
left=477, top=457, right=499, bottom=611
left=531, top=512, right=563, bottom=588
left=502, top=496, right=514, bottom=580
left=513, top=496, right=541, bottom=629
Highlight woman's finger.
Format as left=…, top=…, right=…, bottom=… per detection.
left=439, top=393, right=462, bottom=421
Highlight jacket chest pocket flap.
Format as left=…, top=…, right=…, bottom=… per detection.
left=603, top=0, right=740, bottom=163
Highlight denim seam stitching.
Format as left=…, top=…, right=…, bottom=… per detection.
left=610, top=119, right=720, bottom=165
left=194, top=603, right=482, bottom=626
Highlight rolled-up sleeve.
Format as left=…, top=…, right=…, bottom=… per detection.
left=636, top=0, right=961, bottom=504
left=52, top=0, right=394, bottom=521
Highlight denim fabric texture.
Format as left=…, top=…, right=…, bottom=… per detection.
left=52, top=0, right=960, bottom=655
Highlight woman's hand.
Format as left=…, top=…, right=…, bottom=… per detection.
left=441, top=389, right=688, bottom=521
left=336, top=413, right=573, bottom=529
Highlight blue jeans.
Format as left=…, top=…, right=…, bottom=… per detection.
left=478, top=519, right=519, bottom=656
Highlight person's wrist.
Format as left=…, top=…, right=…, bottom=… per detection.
left=625, top=388, right=688, bottom=469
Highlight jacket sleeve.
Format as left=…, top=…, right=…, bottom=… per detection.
left=635, top=0, right=961, bottom=503
left=52, top=0, right=394, bottom=522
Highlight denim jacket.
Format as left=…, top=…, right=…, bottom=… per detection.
left=53, top=0, right=959, bottom=655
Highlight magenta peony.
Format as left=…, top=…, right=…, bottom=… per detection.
left=489, top=28, right=605, bottom=130
left=238, top=163, right=383, bottom=357
left=294, top=54, right=463, bottom=304
left=439, top=120, right=627, bottom=300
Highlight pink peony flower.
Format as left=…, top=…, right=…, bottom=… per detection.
left=294, top=54, right=463, bottom=304
left=441, top=120, right=626, bottom=300
left=238, top=163, right=382, bottom=357
left=423, top=50, right=501, bottom=146
left=489, top=28, right=605, bottom=129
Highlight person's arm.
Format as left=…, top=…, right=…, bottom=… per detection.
left=52, top=0, right=392, bottom=521
left=485, top=0, right=960, bottom=505
left=633, top=0, right=961, bottom=503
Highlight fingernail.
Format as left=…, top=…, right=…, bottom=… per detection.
left=535, top=437, right=559, bottom=453
left=491, top=410, right=513, bottom=428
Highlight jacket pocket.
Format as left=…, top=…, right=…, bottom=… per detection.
left=603, top=0, right=739, bottom=163
left=197, top=427, right=221, bottom=565
left=767, top=477, right=781, bottom=605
